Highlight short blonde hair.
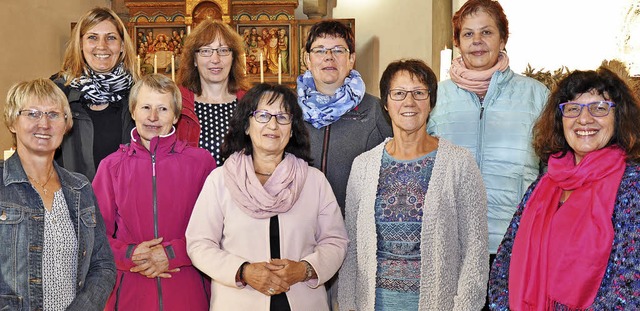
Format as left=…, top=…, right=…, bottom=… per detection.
left=58, top=7, right=139, bottom=84
left=5, top=79, right=73, bottom=143
left=129, top=74, right=182, bottom=117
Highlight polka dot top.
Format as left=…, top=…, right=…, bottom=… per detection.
left=195, top=100, right=237, bottom=166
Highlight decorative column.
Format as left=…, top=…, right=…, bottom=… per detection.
left=303, top=0, right=327, bottom=19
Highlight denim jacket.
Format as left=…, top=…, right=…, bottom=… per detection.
left=0, top=153, right=116, bottom=311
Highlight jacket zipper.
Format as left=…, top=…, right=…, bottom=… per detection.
left=320, top=125, right=331, bottom=174
left=151, top=152, right=164, bottom=311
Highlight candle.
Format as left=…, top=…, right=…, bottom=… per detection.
left=171, top=54, right=175, bottom=81
left=137, top=55, right=141, bottom=73
left=259, top=52, right=264, bottom=83
left=187, top=25, right=191, bottom=35
left=154, top=54, right=158, bottom=74
left=3, top=148, right=14, bottom=160
left=439, top=46, right=452, bottom=81
left=242, top=53, right=247, bottom=75
left=278, top=54, right=282, bottom=85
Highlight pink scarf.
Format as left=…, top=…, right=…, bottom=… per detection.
left=223, top=152, right=308, bottom=219
left=449, top=51, right=509, bottom=96
left=509, top=146, right=626, bottom=310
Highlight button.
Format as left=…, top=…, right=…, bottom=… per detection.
left=0, top=212, right=6, bottom=221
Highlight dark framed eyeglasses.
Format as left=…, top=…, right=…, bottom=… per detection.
left=196, top=47, right=232, bottom=57
left=250, top=110, right=292, bottom=125
left=388, top=89, right=430, bottom=101
left=18, top=109, right=66, bottom=121
left=558, top=101, right=616, bottom=118
left=309, top=46, right=350, bottom=57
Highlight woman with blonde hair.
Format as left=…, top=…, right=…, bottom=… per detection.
left=176, top=19, right=250, bottom=166
left=52, top=7, right=138, bottom=180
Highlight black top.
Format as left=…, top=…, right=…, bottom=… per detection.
left=85, top=104, right=123, bottom=169
left=270, top=216, right=291, bottom=311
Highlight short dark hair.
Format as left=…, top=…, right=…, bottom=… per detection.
left=305, top=20, right=355, bottom=54
left=452, top=0, right=509, bottom=48
left=533, top=65, right=640, bottom=163
left=221, top=84, right=312, bottom=163
left=379, top=59, right=438, bottom=111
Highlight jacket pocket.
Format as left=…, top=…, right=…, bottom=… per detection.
left=79, top=206, right=97, bottom=228
left=0, top=204, right=24, bottom=225
left=0, top=294, right=23, bottom=311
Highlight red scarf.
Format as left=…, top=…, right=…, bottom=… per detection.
left=509, top=146, right=626, bottom=310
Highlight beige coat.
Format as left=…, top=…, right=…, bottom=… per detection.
left=338, top=138, right=488, bottom=311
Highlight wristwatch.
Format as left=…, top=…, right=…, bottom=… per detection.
left=302, top=260, right=313, bottom=281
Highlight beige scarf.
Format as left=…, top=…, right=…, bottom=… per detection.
left=449, top=51, right=510, bottom=97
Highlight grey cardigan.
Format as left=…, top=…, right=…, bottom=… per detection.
left=338, top=138, right=488, bottom=311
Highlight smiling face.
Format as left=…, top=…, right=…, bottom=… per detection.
left=562, top=91, right=615, bottom=164
left=10, top=99, right=67, bottom=157
left=305, top=35, right=355, bottom=95
left=458, top=10, right=505, bottom=71
left=131, top=85, right=178, bottom=150
left=386, top=70, right=431, bottom=136
left=195, top=38, right=233, bottom=87
left=247, top=94, right=291, bottom=159
left=82, top=20, right=123, bottom=73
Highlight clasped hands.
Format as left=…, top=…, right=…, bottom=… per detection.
left=243, top=259, right=307, bottom=296
left=130, top=237, right=180, bottom=278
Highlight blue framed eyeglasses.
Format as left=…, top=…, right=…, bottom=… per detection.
left=558, top=101, right=616, bottom=118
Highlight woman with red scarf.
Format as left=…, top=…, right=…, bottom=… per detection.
left=488, top=64, right=640, bottom=310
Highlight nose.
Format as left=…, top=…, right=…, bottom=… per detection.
left=37, top=115, right=51, bottom=128
left=209, top=52, right=221, bottom=63
left=472, top=33, right=482, bottom=44
left=266, top=115, right=279, bottom=129
left=97, top=36, right=108, bottom=48
left=149, top=109, right=159, bottom=121
left=323, top=50, right=335, bottom=61
left=576, top=105, right=594, bottom=124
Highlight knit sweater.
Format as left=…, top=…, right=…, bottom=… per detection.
left=489, top=163, right=640, bottom=310
left=338, top=138, right=488, bottom=311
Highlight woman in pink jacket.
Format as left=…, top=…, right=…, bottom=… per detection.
left=186, top=83, right=348, bottom=311
left=93, top=74, right=216, bottom=310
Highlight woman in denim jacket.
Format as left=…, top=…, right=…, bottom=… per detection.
left=0, top=78, right=116, bottom=310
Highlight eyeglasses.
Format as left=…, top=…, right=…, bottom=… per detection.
left=558, top=101, right=616, bottom=118
left=18, top=109, right=66, bottom=121
left=388, top=89, right=430, bottom=101
left=196, top=47, right=232, bottom=57
left=309, top=46, right=350, bottom=57
left=250, top=110, right=292, bottom=125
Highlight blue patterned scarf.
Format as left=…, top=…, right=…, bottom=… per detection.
left=296, top=69, right=366, bottom=129
left=70, top=63, right=133, bottom=106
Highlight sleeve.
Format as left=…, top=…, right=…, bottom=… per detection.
left=92, top=159, right=137, bottom=271
left=162, top=156, right=217, bottom=270
left=300, top=174, right=349, bottom=288
left=452, top=151, right=489, bottom=310
left=67, top=191, right=117, bottom=311
left=337, top=157, right=365, bottom=311
left=185, top=172, right=248, bottom=288
left=487, top=178, right=540, bottom=310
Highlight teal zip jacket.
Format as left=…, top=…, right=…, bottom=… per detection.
left=427, top=68, right=549, bottom=253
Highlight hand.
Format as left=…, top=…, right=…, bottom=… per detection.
left=243, top=262, right=290, bottom=296
left=266, top=259, right=307, bottom=285
left=130, top=238, right=180, bottom=278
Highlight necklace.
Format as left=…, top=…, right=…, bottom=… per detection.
left=255, top=171, right=273, bottom=176
left=28, top=166, right=54, bottom=195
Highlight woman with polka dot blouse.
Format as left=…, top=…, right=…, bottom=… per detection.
left=176, top=20, right=250, bottom=166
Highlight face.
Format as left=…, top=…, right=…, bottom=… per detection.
left=562, top=91, right=615, bottom=164
left=247, top=96, right=291, bottom=158
left=195, top=38, right=233, bottom=87
left=305, top=35, right=355, bottom=95
left=82, top=20, right=123, bottom=73
left=385, top=71, right=431, bottom=135
left=10, top=99, right=67, bottom=157
left=131, top=85, right=178, bottom=150
left=457, top=10, right=505, bottom=71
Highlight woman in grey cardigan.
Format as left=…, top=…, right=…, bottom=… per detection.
left=338, top=59, right=488, bottom=311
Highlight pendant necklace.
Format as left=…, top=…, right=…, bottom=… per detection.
left=28, top=166, right=54, bottom=195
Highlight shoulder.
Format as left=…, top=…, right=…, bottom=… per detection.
left=506, top=71, right=549, bottom=93
left=353, top=139, right=387, bottom=165
left=179, top=146, right=216, bottom=164
left=436, top=138, right=475, bottom=165
left=57, top=164, right=91, bottom=190
left=179, top=86, right=195, bottom=105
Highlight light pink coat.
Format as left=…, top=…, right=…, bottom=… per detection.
left=186, top=166, right=348, bottom=311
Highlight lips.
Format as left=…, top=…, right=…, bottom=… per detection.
left=34, top=133, right=52, bottom=139
left=576, top=129, right=598, bottom=136
left=400, top=112, right=418, bottom=117
left=94, top=54, right=111, bottom=59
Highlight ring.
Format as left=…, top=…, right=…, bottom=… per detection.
left=268, top=288, right=275, bottom=295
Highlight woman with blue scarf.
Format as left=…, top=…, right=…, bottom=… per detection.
left=297, top=20, right=391, bottom=213
left=52, top=7, right=138, bottom=180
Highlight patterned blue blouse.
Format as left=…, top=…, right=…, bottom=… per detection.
left=489, top=163, right=640, bottom=310
left=374, top=149, right=436, bottom=310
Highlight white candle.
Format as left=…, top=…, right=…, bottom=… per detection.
left=154, top=54, right=158, bottom=74
left=278, top=54, right=282, bottom=84
left=260, top=52, right=264, bottom=83
left=171, top=54, right=175, bottom=81
left=3, top=148, right=14, bottom=160
left=242, top=53, right=247, bottom=75
left=137, top=55, right=141, bottom=73
left=440, top=46, right=452, bottom=81
left=187, top=25, right=191, bottom=35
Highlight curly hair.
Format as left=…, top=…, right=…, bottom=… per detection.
left=220, top=84, right=311, bottom=163
left=177, top=19, right=250, bottom=95
left=532, top=65, right=640, bottom=163
left=452, top=0, right=509, bottom=48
